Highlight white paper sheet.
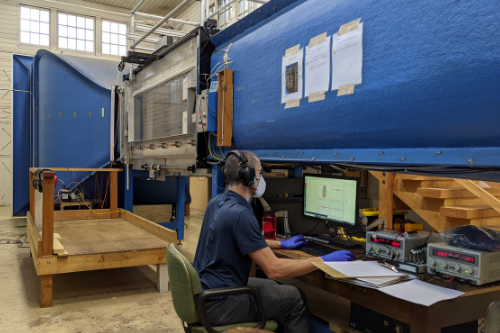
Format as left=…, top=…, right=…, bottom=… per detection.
left=379, top=279, right=464, bottom=307
left=331, top=22, right=363, bottom=91
left=356, top=276, right=402, bottom=287
left=281, top=49, right=304, bottom=103
left=324, top=261, right=405, bottom=278
left=305, top=36, right=331, bottom=97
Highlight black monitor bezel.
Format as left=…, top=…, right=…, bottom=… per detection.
left=302, top=173, right=360, bottom=230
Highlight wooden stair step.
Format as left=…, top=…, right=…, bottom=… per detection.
left=418, top=187, right=500, bottom=199
left=440, top=205, right=500, bottom=219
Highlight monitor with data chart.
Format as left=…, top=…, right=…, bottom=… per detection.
left=303, top=174, right=360, bottom=228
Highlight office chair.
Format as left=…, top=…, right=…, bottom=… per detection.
left=485, top=300, right=500, bottom=333
left=166, top=243, right=279, bottom=333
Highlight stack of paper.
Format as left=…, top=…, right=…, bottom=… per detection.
left=314, top=261, right=465, bottom=305
left=314, top=261, right=410, bottom=289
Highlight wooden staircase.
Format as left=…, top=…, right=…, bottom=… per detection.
left=370, top=172, right=500, bottom=232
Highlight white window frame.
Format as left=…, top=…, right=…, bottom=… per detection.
left=19, top=6, right=51, bottom=46
left=101, top=20, right=128, bottom=57
left=237, top=0, right=253, bottom=18
left=218, top=0, right=233, bottom=29
left=57, top=11, right=95, bottom=54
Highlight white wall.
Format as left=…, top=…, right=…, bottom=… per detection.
left=0, top=0, right=131, bottom=207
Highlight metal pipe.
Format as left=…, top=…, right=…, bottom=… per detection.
left=131, top=0, right=147, bottom=14
left=135, top=11, right=199, bottom=26
left=127, top=33, right=160, bottom=43
left=134, top=24, right=187, bottom=37
left=130, top=0, right=192, bottom=50
left=200, top=0, right=207, bottom=25
left=134, top=46, right=155, bottom=52
left=130, top=14, right=135, bottom=33
left=208, top=0, right=238, bottom=20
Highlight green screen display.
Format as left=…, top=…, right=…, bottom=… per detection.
left=304, top=175, right=358, bottom=225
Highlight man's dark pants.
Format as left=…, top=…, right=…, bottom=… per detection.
left=204, top=278, right=310, bottom=333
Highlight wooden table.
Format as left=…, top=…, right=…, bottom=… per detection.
left=274, top=247, right=500, bottom=333
left=28, top=168, right=177, bottom=307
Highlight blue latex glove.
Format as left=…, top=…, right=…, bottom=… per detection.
left=280, top=234, right=307, bottom=249
left=321, top=250, right=356, bottom=262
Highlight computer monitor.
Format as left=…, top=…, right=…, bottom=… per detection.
left=302, top=174, right=360, bottom=229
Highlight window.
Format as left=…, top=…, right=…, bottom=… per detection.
left=209, top=4, right=215, bottom=16
left=58, top=13, right=94, bottom=52
left=102, top=21, right=127, bottom=56
left=20, top=6, right=50, bottom=46
left=238, top=0, right=252, bottom=18
left=218, top=0, right=232, bottom=29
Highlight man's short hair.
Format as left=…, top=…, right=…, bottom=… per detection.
left=224, top=150, right=259, bottom=186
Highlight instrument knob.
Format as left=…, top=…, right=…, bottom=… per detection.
left=428, top=258, right=436, bottom=266
left=368, top=245, right=373, bottom=251
left=455, top=265, right=462, bottom=273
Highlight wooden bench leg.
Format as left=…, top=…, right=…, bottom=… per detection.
left=157, top=264, right=169, bottom=293
left=41, top=275, right=53, bottom=308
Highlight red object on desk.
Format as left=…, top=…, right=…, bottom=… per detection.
left=262, top=212, right=277, bottom=240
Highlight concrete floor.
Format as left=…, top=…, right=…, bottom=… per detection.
left=0, top=206, right=203, bottom=333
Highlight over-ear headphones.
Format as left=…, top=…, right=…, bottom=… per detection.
left=224, top=150, right=256, bottom=187
left=32, top=168, right=54, bottom=193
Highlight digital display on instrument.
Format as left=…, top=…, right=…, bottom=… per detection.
left=433, top=249, right=476, bottom=263
left=370, top=236, right=401, bottom=248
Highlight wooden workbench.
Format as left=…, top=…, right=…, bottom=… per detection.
left=274, top=248, right=500, bottom=333
left=28, top=168, right=176, bottom=307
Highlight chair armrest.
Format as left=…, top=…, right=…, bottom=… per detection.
left=196, top=286, right=267, bottom=333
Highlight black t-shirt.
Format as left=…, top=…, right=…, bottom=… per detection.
left=193, top=190, right=268, bottom=290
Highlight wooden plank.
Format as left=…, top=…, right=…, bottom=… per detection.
left=120, top=210, right=177, bottom=244
left=440, top=205, right=499, bottom=219
left=455, top=179, right=500, bottom=216
left=394, top=174, right=444, bottom=181
left=443, top=197, right=496, bottom=207
left=469, top=217, right=500, bottom=227
left=393, top=179, right=468, bottom=232
left=190, top=177, right=210, bottom=212
left=217, top=69, right=234, bottom=147
left=29, top=172, right=35, bottom=220
left=27, top=225, right=41, bottom=273
left=36, top=248, right=167, bottom=275
left=41, top=275, right=53, bottom=308
left=53, top=219, right=168, bottom=255
left=54, top=209, right=111, bottom=221
left=379, top=172, right=394, bottom=229
left=110, top=171, right=119, bottom=219
left=133, top=205, right=173, bottom=223
left=27, top=213, right=42, bottom=255
left=418, top=187, right=500, bottom=199
left=485, top=182, right=500, bottom=194
left=42, top=172, right=55, bottom=256
left=29, top=168, right=122, bottom=172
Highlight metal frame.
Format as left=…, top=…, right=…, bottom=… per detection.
left=129, top=0, right=194, bottom=51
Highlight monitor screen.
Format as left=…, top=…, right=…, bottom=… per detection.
left=303, top=174, right=359, bottom=227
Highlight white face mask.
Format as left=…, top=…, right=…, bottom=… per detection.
left=253, top=176, right=266, bottom=198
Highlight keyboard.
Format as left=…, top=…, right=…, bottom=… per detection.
left=304, top=233, right=361, bottom=249
left=298, top=242, right=336, bottom=256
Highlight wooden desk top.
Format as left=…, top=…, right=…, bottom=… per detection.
left=274, top=246, right=500, bottom=332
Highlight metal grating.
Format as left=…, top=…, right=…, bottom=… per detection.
left=134, top=74, right=184, bottom=141
left=489, top=253, right=500, bottom=264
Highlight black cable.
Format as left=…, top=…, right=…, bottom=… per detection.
left=0, top=232, right=28, bottom=248
left=302, top=221, right=320, bottom=235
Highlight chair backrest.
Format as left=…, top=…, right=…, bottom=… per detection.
left=485, top=300, right=500, bottom=333
left=167, top=243, right=203, bottom=324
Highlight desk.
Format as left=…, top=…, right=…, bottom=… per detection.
left=274, top=248, right=500, bottom=333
